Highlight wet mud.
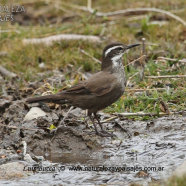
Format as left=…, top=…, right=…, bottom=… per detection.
left=0, top=77, right=186, bottom=185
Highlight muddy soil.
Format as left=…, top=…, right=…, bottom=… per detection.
left=0, top=115, right=185, bottom=185
left=0, top=75, right=186, bottom=185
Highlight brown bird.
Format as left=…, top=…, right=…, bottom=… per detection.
left=27, top=43, right=140, bottom=137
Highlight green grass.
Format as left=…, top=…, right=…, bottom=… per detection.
left=0, top=0, right=185, bottom=119
left=149, top=175, right=186, bottom=186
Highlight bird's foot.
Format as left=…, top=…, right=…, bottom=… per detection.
left=97, top=130, right=116, bottom=137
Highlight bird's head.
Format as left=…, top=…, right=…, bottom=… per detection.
left=102, top=43, right=140, bottom=70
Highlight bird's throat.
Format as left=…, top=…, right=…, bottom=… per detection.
left=111, top=54, right=123, bottom=71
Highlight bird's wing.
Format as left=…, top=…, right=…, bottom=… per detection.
left=87, top=71, right=117, bottom=96
left=61, top=71, right=116, bottom=97
left=62, top=82, right=90, bottom=94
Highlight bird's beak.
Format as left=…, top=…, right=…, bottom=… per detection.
left=126, top=43, right=140, bottom=49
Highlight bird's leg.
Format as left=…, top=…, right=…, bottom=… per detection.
left=88, top=112, right=112, bottom=137
left=84, top=110, right=91, bottom=129
left=88, top=112, right=99, bottom=134
left=94, top=113, right=115, bottom=137
left=94, top=113, right=103, bottom=130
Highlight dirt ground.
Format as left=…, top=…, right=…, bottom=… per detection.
left=0, top=75, right=186, bottom=185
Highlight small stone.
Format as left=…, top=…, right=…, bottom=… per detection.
left=0, top=162, right=29, bottom=179
left=70, top=108, right=83, bottom=117
left=24, top=107, right=46, bottom=121
left=38, top=62, right=45, bottom=69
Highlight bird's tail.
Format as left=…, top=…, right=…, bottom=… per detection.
left=26, top=94, right=65, bottom=104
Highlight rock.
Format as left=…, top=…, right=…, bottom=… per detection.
left=38, top=62, right=45, bottom=69
left=3, top=100, right=27, bottom=125
left=24, top=107, right=47, bottom=121
left=70, top=107, right=83, bottom=117
left=0, top=51, right=7, bottom=56
left=0, top=161, right=30, bottom=180
left=173, top=160, right=186, bottom=177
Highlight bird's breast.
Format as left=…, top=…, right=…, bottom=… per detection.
left=113, top=66, right=126, bottom=93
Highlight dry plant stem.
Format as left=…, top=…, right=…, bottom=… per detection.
left=157, top=57, right=186, bottom=63
left=101, top=110, right=183, bottom=123
left=0, top=65, right=18, bottom=79
left=125, top=88, right=167, bottom=92
left=2, top=84, right=8, bottom=96
left=128, top=72, right=140, bottom=80
left=126, top=72, right=139, bottom=87
left=87, top=0, right=92, bottom=10
left=23, top=34, right=102, bottom=46
left=116, top=111, right=179, bottom=117
left=80, top=49, right=101, bottom=64
left=87, top=7, right=186, bottom=26
left=146, top=75, right=186, bottom=79
left=0, top=52, right=8, bottom=56
left=139, top=38, right=146, bottom=81
left=61, top=2, right=186, bottom=26
left=101, top=116, right=118, bottom=123
left=124, top=55, right=146, bottom=67
left=59, top=106, right=74, bottom=125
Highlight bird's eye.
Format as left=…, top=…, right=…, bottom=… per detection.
left=118, top=47, right=123, bottom=51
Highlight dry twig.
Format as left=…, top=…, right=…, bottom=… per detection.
left=59, top=106, right=74, bottom=125
left=87, top=0, right=92, bottom=10
left=61, top=3, right=186, bottom=26
left=79, top=49, right=101, bottom=64
left=157, top=57, right=186, bottom=63
left=139, top=38, right=146, bottom=80
left=101, top=116, right=118, bottom=123
left=94, top=8, right=186, bottom=26
left=116, top=111, right=179, bottom=117
left=0, top=65, right=18, bottom=79
left=101, top=110, right=183, bottom=123
left=23, top=34, right=102, bottom=46
left=146, top=75, right=186, bottom=79
left=126, top=72, right=140, bottom=87
left=124, top=55, right=146, bottom=67
left=125, top=88, right=167, bottom=92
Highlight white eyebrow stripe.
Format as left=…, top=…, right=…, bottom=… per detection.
left=105, top=45, right=123, bottom=57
